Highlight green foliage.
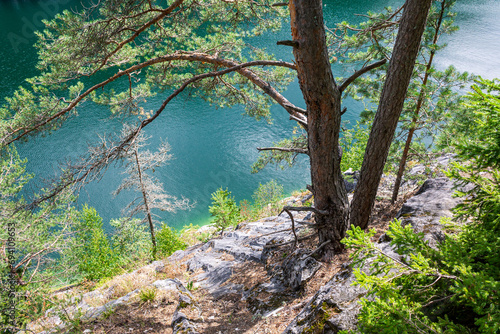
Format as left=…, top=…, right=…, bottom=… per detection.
left=0, top=149, right=152, bottom=329
left=68, top=205, right=121, bottom=282
left=444, top=78, right=500, bottom=168
left=252, top=180, right=284, bottom=210
left=340, top=122, right=370, bottom=172
left=0, top=290, right=54, bottom=332
left=114, top=128, right=191, bottom=260
left=0, top=1, right=293, bottom=143
left=238, top=180, right=286, bottom=221
left=139, top=287, right=157, bottom=303
left=444, top=82, right=500, bottom=333
left=110, top=217, right=149, bottom=256
left=156, top=223, right=187, bottom=257
left=341, top=78, right=500, bottom=334
left=343, top=220, right=499, bottom=333
left=177, top=223, right=213, bottom=245
left=251, top=132, right=307, bottom=173
left=209, top=187, right=240, bottom=234
left=238, top=199, right=254, bottom=222
left=332, top=0, right=471, bottom=173
left=186, top=280, right=195, bottom=291
left=57, top=305, right=85, bottom=334
left=64, top=210, right=153, bottom=282
left=0, top=146, right=78, bottom=329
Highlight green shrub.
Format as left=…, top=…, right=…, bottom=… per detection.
left=110, top=218, right=149, bottom=254
left=238, top=199, right=254, bottom=222
left=67, top=205, right=120, bottom=281
left=340, top=122, right=370, bottom=172
left=156, top=223, right=187, bottom=257
left=209, top=187, right=240, bottom=234
left=110, top=217, right=149, bottom=266
left=238, top=181, right=285, bottom=221
left=139, top=287, right=157, bottom=303
left=252, top=179, right=284, bottom=210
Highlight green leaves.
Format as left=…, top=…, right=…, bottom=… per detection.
left=155, top=224, right=187, bottom=257
left=252, top=132, right=307, bottom=173
left=344, top=221, right=467, bottom=333
left=342, top=80, right=500, bottom=332
left=1, top=0, right=293, bottom=145
left=252, top=179, right=284, bottom=210
left=68, top=205, right=120, bottom=282
left=340, top=122, right=370, bottom=172
left=209, top=187, right=240, bottom=234
left=452, top=78, right=500, bottom=169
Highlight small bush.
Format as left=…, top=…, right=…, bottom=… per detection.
left=156, top=224, right=187, bottom=257
left=251, top=180, right=284, bottom=217
left=177, top=223, right=213, bottom=246
left=110, top=217, right=149, bottom=267
left=209, top=187, right=240, bottom=234
left=139, top=287, right=157, bottom=303
left=69, top=205, right=120, bottom=281
left=340, top=122, right=370, bottom=172
left=252, top=180, right=284, bottom=209
left=237, top=181, right=286, bottom=222
left=238, top=199, right=253, bottom=221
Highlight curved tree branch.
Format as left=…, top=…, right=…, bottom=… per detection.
left=4, top=54, right=299, bottom=145
left=21, top=60, right=301, bottom=209
left=95, top=0, right=186, bottom=71
left=257, top=146, right=308, bottom=154
left=338, top=59, right=387, bottom=93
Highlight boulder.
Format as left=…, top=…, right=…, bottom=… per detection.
left=397, top=177, right=463, bottom=248
left=343, top=169, right=359, bottom=194
left=171, top=310, right=199, bottom=334
left=171, top=289, right=200, bottom=334
left=173, top=216, right=303, bottom=299
left=282, top=249, right=322, bottom=291
left=245, top=280, right=288, bottom=315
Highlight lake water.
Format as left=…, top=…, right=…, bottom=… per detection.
left=1, top=0, right=499, bottom=230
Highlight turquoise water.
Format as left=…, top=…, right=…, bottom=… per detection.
left=1, top=0, right=499, bottom=229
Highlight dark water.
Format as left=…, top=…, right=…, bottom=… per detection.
left=1, top=0, right=499, bottom=229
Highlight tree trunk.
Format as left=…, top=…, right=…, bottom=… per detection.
left=350, top=0, right=433, bottom=229
left=391, top=0, right=446, bottom=204
left=289, top=0, right=348, bottom=260
left=134, top=150, right=157, bottom=257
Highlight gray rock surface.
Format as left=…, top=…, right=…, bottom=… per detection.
left=153, top=278, right=192, bottom=296
left=245, top=280, right=288, bottom=315
left=172, top=216, right=304, bottom=297
left=282, top=264, right=366, bottom=334
left=343, top=169, right=359, bottom=193
left=397, top=177, right=463, bottom=248
left=172, top=289, right=200, bottom=333
left=171, top=309, right=199, bottom=334
left=408, top=153, right=456, bottom=176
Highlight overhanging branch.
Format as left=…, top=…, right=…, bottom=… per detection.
left=339, top=59, right=387, bottom=93
left=21, top=61, right=298, bottom=209
left=257, top=147, right=308, bottom=154
left=282, top=206, right=329, bottom=216
left=4, top=54, right=299, bottom=145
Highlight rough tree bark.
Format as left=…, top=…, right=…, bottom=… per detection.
left=289, top=0, right=348, bottom=260
left=350, top=0, right=433, bottom=230
left=391, top=0, right=447, bottom=204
